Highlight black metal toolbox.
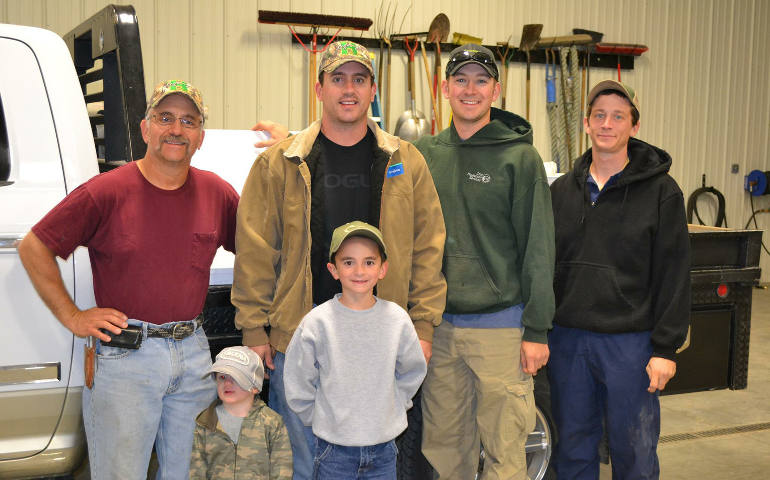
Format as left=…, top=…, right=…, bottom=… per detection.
left=664, top=225, right=762, bottom=394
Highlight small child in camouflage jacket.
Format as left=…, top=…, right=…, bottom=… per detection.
left=190, top=346, right=292, bottom=479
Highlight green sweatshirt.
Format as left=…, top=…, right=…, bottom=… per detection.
left=415, top=108, right=555, bottom=343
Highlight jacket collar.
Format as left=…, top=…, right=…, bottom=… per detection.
left=195, top=397, right=267, bottom=431
left=283, top=118, right=400, bottom=163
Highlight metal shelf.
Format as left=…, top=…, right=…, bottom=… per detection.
left=290, top=33, right=637, bottom=70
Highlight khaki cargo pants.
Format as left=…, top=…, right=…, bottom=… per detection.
left=421, top=322, right=535, bottom=480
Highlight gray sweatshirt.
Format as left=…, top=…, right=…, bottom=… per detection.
left=284, top=295, right=427, bottom=446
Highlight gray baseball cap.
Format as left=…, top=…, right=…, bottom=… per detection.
left=207, top=346, right=264, bottom=392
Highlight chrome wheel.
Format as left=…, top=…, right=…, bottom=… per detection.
left=476, top=405, right=553, bottom=480
left=526, top=406, right=553, bottom=480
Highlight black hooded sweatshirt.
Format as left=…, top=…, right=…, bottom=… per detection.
left=550, top=137, right=690, bottom=359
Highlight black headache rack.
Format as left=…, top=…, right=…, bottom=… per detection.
left=664, top=226, right=762, bottom=395
left=202, top=285, right=243, bottom=357
left=62, top=4, right=147, bottom=171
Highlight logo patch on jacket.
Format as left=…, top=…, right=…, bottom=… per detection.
left=467, top=171, right=491, bottom=183
left=386, top=163, right=404, bottom=178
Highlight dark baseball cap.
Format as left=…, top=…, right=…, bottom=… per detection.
left=445, top=44, right=499, bottom=80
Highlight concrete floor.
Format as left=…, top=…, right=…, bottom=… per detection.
left=600, top=286, right=770, bottom=479
left=71, top=289, right=770, bottom=480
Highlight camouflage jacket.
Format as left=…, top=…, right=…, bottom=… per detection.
left=190, top=397, right=292, bottom=479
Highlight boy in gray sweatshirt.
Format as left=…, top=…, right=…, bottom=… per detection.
left=284, top=221, right=427, bottom=479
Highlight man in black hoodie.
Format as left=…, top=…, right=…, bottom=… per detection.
left=549, top=80, right=690, bottom=479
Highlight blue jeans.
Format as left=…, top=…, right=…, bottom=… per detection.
left=270, top=351, right=316, bottom=479
left=314, top=437, right=397, bottom=480
left=549, top=325, right=660, bottom=480
left=82, top=319, right=216, bottom=480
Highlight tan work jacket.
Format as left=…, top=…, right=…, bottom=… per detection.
left=232, top=119, right=447, bottom=352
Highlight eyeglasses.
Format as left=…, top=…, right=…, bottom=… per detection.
left=445, top=50, right=499, bottom=80
left=150, top=112, right=202, bottom=129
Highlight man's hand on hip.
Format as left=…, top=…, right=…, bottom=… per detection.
left=249, top=343, right=275, bottom=378
left=67, top=308, right=128, bottom=342
left=520, top=341, right=549, bottom=375
left=646, top=357, right=676, bottom=392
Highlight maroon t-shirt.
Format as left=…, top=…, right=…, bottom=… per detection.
left=33, top=163, right=239, bottom=325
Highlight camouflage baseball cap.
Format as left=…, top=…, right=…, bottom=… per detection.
left=146, top=79, right=206, bottom=121
left=586, top=80, right=641, bottom=117
left=318, top=40, right=373, bottom=77
left=329, top=220, right=387, bottom=262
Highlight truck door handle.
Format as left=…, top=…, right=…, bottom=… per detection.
left=0, top=235, right=23, bottom=251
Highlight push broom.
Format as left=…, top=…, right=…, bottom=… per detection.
left=258, top=11, right=372, bottom=123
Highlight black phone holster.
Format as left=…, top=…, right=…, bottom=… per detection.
left=100, top=325, right=143, bottom=349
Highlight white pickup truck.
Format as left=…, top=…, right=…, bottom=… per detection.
left=0, top=21, right=97, bottom=478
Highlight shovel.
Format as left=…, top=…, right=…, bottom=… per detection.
left=394, top=37, right=430, bottom=141
left=572, top=28, right=604, bottom=151
left=428, top=13, right=450, bottom=131
left=519, top=24, right=543, bottom=121
left=496, top=37, right=513, bottom=110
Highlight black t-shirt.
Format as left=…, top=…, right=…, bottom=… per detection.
left=312, top=130, right=374, bottom=304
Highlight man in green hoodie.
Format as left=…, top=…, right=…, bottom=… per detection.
left=414, top=44, right=555, bottom=480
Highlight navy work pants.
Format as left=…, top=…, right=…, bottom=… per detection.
left=548, top=325, right=661, bottom=480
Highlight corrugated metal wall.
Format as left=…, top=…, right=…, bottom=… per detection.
left=3, top=0, right=770, bottom=279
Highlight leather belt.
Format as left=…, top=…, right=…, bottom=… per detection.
left=146, top=315, right=203, bottom=341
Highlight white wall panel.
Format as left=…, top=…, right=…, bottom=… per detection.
left=190, top=0, right=223, bottom=127
left=223, top=0, right=258, bottom=129
left=3, top=0, right=770, bottom=278
left=155, top=0, right=191, bottom=84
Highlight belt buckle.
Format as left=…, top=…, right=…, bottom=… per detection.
left=171, top=323, right=191, bottom=340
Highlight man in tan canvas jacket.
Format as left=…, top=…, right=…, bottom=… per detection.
left=231, top=40, right=446, bottom=478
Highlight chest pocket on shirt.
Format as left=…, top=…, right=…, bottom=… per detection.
left=191, top=232, right=219, bottom=273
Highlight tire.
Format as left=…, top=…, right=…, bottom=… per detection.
left=395, top=387, right=433, bottom=480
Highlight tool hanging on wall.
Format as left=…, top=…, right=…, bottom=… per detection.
left=420, top=39, right=441, bottom=133
left=258, top=10, right=373, bottom=123
left=558, top=46, right=581, bottom=165
left=545, top=49, right=566, bottom=172
left=593, top=42, right=649, bottom=81
left=374, top=1, right=408, bottom=132
left=496, top=37, right=513, bottom=111
left=452, top=32, right=483, bottom=45
left=369, top=51, right=384, bottom=129
left=427, top=13, right=449, bottom=132
left=572, top=28, right=604, bottom=152
left=519, top=24, right=543, bottom=121
left=373, top=2, right=390, bottom=129
left=392, top=36, right=430, bottom=141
